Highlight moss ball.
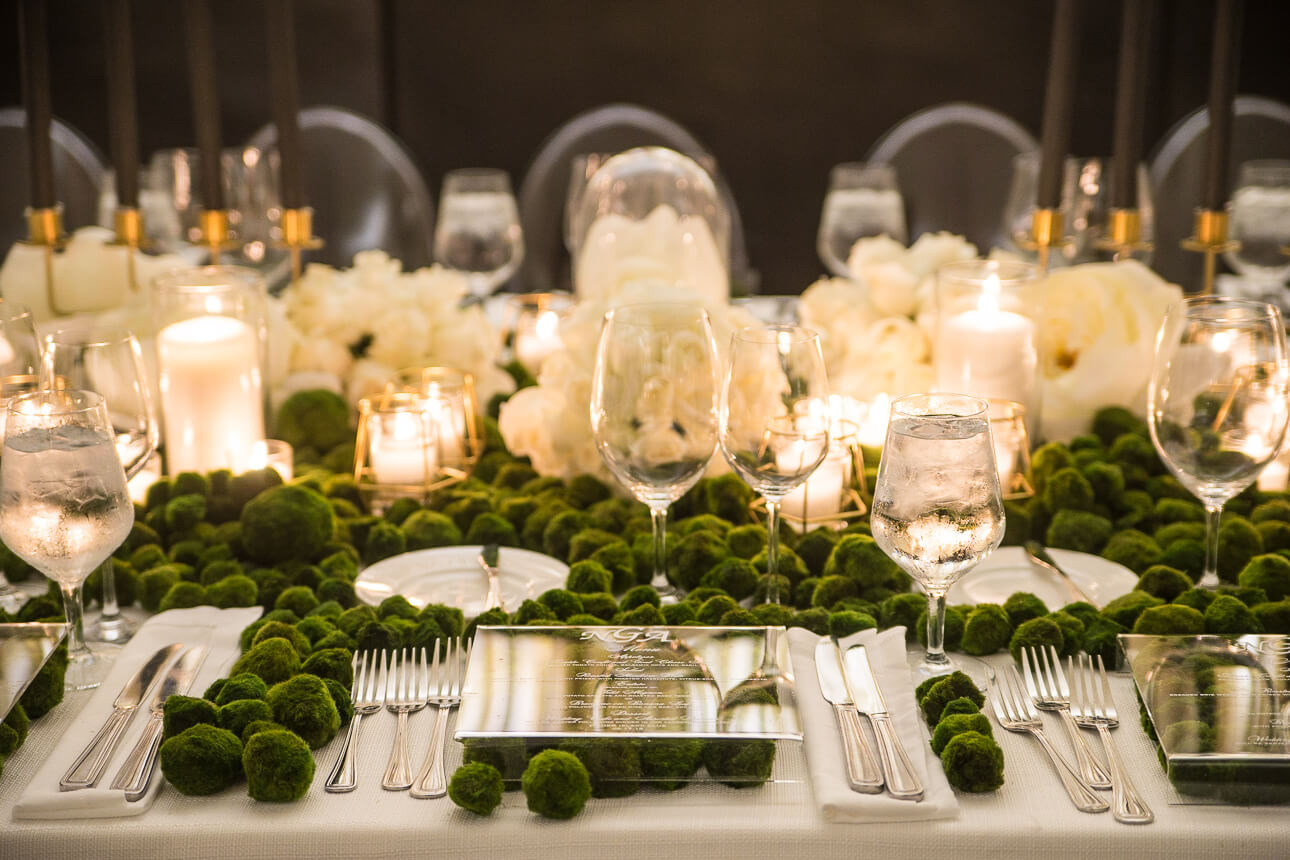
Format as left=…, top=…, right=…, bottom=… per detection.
left=931, top=712, right=994, bottom=755
left=213, top=673, right=269, bottom=706
left=251, top=620, right=311, bottom=657
left=243, top=728, right=315, bottom=802
left=162, top=694, right=218, bottom=741
left=449, top=761, right=505, bottom=815
left=230, top=638, right=302, bottom=687
left=301, top=647, right=355, bottom=687
left=640, top=739, right=704, bottom=790
left=1008, top=616, right=1065, bottom=664
left=566, top=560, right=613, bottom=594
left=159, top=581, right=208, bottom=612
left=1132, top=604, right=1206, bottom=635
left=159, top=724, right=244, bottom=796
left=939, top=731, right=1004, bottom=793
left=240, top=484, right=336, bottom=565
left=521, top=749, right=592, bottom=819
left=267, top=674, right=341, bottom=749
left=701, top=739, right=775, bottom=788
left=1002, top=592, right=1048, bottom=627
left=217, top=698, right=274, bottom=738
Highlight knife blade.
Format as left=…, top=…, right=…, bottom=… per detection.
left=1024, top=540, right=1096, bottom=605
left=111, top=645, right=209, bottom=801
left=59, top=642, right=185, bottom=790
left=843, top=644, right=924, bottom=801
left=814, top=638, right=883, bottom=793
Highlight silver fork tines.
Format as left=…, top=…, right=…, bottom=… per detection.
left=1069, top=653, right=1154, bottom=824
left=991, top=664, right=1108, bottom=813
left=325, top=650, right=387, bottom=792
left=1023, top=646, right=1111, bottom=789
left=411, top=637, right=471, bottom=799
left=382, top=648, right=431, bottom=791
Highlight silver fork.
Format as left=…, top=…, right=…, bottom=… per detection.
left=991, top=664, right=1108, bottom=813
left=382, top=648, right=431, bottom=791
left=1069, top=653, right=1154, bottom=824
left=1023, top=646, right=1111, bottom=789
left=326, top=650, right=387, bottom=792
left=410, top=637, right=471, bottom=798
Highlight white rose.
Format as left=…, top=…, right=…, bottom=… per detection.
left=846, top=234, right=906, bottom=273
left=346, top=358, right=398, bottom=406
left=904, top=231, right=978, bottom=280
left=290, top=336, right=353, bottom=378
left=1037, top=260, right=1182, bottom=440
left=367, top=309, right=431, bottom=369
left=860, top=259, right=921, bottom=317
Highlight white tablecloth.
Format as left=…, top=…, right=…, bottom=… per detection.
left=3, top=642, right=1288, bottom=860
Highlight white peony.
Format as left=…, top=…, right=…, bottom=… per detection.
left=1037, top=260, right=1182, bottom=440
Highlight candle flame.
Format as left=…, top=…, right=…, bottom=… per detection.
left=978, top=273, right=1002, bottom=315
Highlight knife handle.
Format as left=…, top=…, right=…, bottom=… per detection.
left=110, top=712, right=164, bottom=801
left=870, top=711, right=924, bottom=801
left=834, top=703, right=883, bottom=793
left=60, top=707, right=134, bottom=790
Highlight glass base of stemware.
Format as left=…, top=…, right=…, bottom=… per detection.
left=906, top=647, right=996, bottom=693
left=651, top=579, right=681, bottom=605
left=65, top=643, right=123, bottom=691
left=86, top=611, right=137, bottom=645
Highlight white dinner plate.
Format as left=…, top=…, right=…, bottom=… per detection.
left=355, top=545, right=569, bottom=616
left=946, top=546, right=1138, bottom=610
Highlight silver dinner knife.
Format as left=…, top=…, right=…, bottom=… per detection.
left=60, top=642, right=185, bottom=791
left=110, top=645, right=208, bottom=801
left=814, top=638, right=883, bottom=793
left=843, top=644, right=924, bottom=801
left=479, top=543, right=505, bottom=612
left=1024, top=540, right=1096, bottom=605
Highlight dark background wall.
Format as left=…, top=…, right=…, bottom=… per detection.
left=2, top=0, right=1288, bottom=292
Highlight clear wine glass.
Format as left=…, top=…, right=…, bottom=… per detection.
left=719, top=325, right=830, bottom=603
left=870, top=393, right=1005, bottom=686
left=43, top=325, right=158, bottom=643
left=1225, top=160, right=1290, bottom=296
left=1148, top=297, right=1290, bottom=588
left=0, top=390, right=135, bottom=690
left=590, top=303, right=720, bottom=601
left=434, top=168, right=525, bottom=300
left=0, top=298, right=43, bottom=613
left=817, top=162, right=906, bottom=277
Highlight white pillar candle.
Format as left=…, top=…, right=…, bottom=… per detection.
left=514, top=308, right=563, bottom=370
left=369, top=411, right=437, bottom=485
left=859, top=393, right=891, bottom=448
left=157, top=314, right=265, bottom=474
left=935, top=276, right=1038, bottom=408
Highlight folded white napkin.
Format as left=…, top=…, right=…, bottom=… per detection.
left=787, top=626, right=959, bottom=822
left=14, top=605, right=262, bottom=820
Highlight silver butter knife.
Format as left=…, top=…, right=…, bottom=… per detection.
left=110, top=645, right=208, bottom=801
left=479, top=543, right=505, bottom=612
left=843, top=644, right=924, bottom=801
left=1024, top=540, right=1095, bottom=605
left=815, top=638, right=883, bottom=793
left=60, top=642, right=184, bottom=791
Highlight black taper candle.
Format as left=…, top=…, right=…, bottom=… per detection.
left=1203, top=0, right=1243, bottom=212
left=18, top=0, right=55, bottom=210
left=1037, top=0, right=1082, bottom=210
left=182, top=0, right=225, bottom=212
left=103, top=0, right=140, bottom=209
left=265, top=0, right=305, bottom=210
left=1110, top=0, right=1153, bottom=210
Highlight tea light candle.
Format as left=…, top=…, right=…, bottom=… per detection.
left=514, top=306, right=563, bottom=370
left=426, top=388, right=465, bottom=464
left=369, top=410, right=436, bottom=485
left=157, top=314, right=264, bottom=473
left=779, top=441, right=850, bottom=530
left=936, top=275, right=1038, bottom=408
left=249, top=439, right=294, bottom=483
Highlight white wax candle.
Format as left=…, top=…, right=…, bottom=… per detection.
left=157, top=315, right=265, bottom=474
left=370, top=412, right=437, bottom=485
left=426, top=391, right=465, bottom=463
left=859, top=393, right=891, bottom=448
left=936, top=304, right=1037, bottom=408
left=514, top=309, right=563, bottom=370
left=780, top=442, right=849, bottom=531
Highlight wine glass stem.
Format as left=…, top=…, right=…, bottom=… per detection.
left=1201, top=503, right=1223, bottom=588
left=99, top=557, right=121, bottom=620
left=765, top=498, right=782, bottom=604
left=924, top=591, right=950, bottom=668
left=59, top=581, right=90, bottom=661
left=649, top=504, right=671, bottom=592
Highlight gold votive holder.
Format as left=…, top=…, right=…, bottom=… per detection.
left=509, top=292, right=573, bottom=372
left=354, top=390, right=443, bottom=505
left=392, top=365, right=483, bottom=476
left=753, top=419, right=868, bottom=533
left=989, top=399, right=1034, bottom=500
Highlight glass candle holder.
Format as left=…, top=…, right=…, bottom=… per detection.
left=393, top=366, right=483, bottom=477
left=249, top=439, right=294, bottom=484
left=777, top=419, right=868, bottom=532
left=152, top=266, right=267, bottom=475
left=510, top=292, right=573, bottom=373
left=935, top=260, right=1041, bottom=434
left=989, top=399, right=1035, bottom=500
left=354, top=391, right=440, bottom=505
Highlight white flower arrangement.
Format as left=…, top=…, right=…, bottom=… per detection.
left=267, top=250, right=513, bottom=410
left=803, top=233, right=1182, bottom=442
left=499, top=279, right=764, bottom=481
